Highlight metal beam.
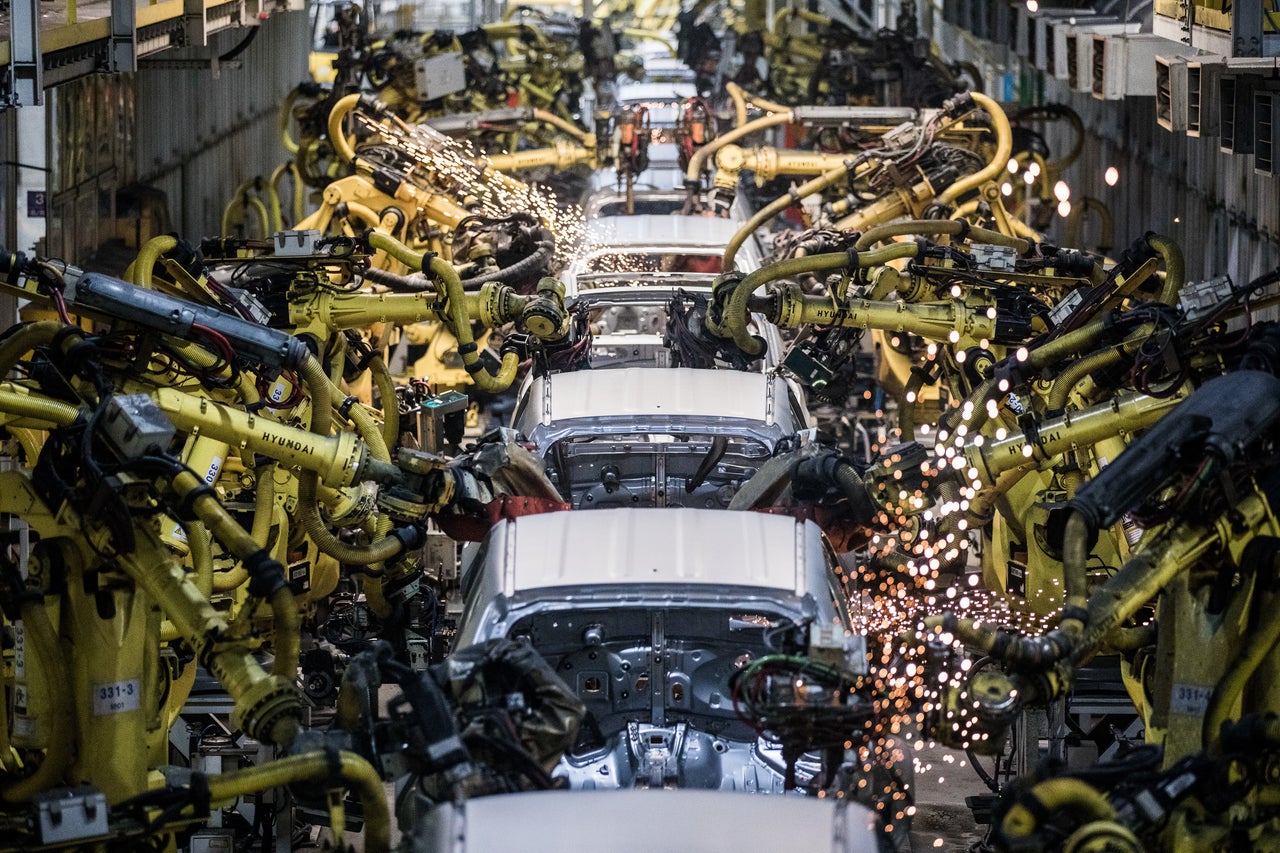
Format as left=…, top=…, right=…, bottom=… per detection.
left=110, top=0, right=139, bottom=72
left=3, top=0, right=43, bottom=107
left=1234, top=0, right=1263, bottom=57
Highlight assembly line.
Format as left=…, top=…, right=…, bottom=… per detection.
left=0, top=1, right=1278, bottom=850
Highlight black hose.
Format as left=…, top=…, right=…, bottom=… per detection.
left=460, top=242, right=553, bottom=289
left=362, top=266, right=434, bottom=292
left=218, top=26, right=259, bottom=62
left=685, top=436, right=728, bottom=493
left=833, top=460, right=877, bottom=527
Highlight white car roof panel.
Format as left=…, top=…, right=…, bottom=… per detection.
left=537, top=366, right=770, bottom=422
left=583, top=214, right=744, bottom=250
left=509, top=508, right=802, bottom=591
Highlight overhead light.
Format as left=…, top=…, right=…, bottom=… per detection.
left=1104, top=166, right=1119, bottom=186
left=1027, top=0, right=1039, bottom=11
left=1058, top=200, right=1072, bottom=217
left=1001, top=182, right=1013, bottom=196
left=1053, top=180, right=1070, bottom=201
left=1007, top=158, right=1019, bottom=173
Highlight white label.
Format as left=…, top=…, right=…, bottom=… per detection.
left=269, top=380, right=288, bottom=404
left=203, top=455, right=224, bottom=485
left=12, top=716, right=35, bottom=738
left=1171, top=683, right=1213, bottom=716
left=14, top=684, right=28, bottom=715
left=13, top=622, right=24, bottom=679
left=92, top=679, right=141, bottom=715
left=170, top=523, right=188, bottom=544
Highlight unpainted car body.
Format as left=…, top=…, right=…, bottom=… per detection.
left=563, top=214, right=762, bottom=290
left=509, top=364, right=808, bottom=509
left=454, top=508, right=855, bottom=793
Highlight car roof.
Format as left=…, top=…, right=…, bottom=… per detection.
left=499, top=508, right=818, bottom=593
left=580, top=213, right=745, bottom=250
left=413, top=788, right=880, bottom=853
left=511, top=366, right=796, bottom=444
left=562, top=214, right=762, bottom=289
left=617, top=81, right=698, bottom=104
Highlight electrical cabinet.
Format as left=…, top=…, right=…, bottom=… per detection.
left=1091, top=33, right=1184, bottom=99
left=1049, top=18, right=1138, bottom=81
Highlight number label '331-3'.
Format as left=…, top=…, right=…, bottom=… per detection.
left=92, top=679, right=141, bottom=715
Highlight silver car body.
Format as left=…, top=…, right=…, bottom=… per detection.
left=453, top=508, right=854, bottom=794
left=617, top=80, right=698, bottom=129
left=509, top=364, right=808, bottom=509
left=564, top=282, right=787, bottom=370
left=563, top=214, right=763, bottom=289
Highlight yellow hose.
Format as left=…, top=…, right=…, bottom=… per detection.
left=267, top=163, right=291, bottom=232
left=621, top=28, right=676, bottom=56
left=718, top=243, right=921, bottom=355
left=246, top=195, right=270, bottom=241
left=1204, top=597, right=1280, bottom=749
left=772, top=5, right=831, bottom=30
left=1060, top=511, right=1092, bottom=617
left=221, top=179, right=263, bottom=239
left=166, top=338, right=261, bottom=407
left=0, top=602, right=72, bottom=802
left=367, top=232, right=521, bottom=393
left=1066, top=196, right=1115, bottom=251
left=279, top=86, right=303, bottom=155
left=685, top=111, right=793, bottom=186
left=204, top=751, right=389, bottom=853
left=938, top=92, right=1013, bottom=206
left=0, top=321, right=65, bottom=377
left=188, top=520, right=213, bottom=597
left=128, top=235, right=179, bottom=289
left=532, top=108, right=590, bottom=143
left=722, top=162, right=854, bottom=270
left=289, top=162, right=306, bottom=226
left=327, top=94, right=363, bottom=165
left=1001, top=777, right=1114, bottom=840
left=5, top=427, right=40, bottom=464
left=213, top=461, right=274, bottom=595
left=898, top=367, right=928, bottom=443
left=854, top=219, right=1031, bottom=253
left=0, top=388, right=82, bottom=427
left=1046, top=349, right=1127, bottom=411
left=268, top=586, right=300, bottom=681
left=368, top=355, right=400, bottom=451
left=296, top=355, right=405, bottom=566
left=741, top=88, right=792, bottom=117
left=725, top=81, right=750, bottom=128
left=1025, top=319, right=1112, bottom=370
left=1146, top=233, right=1185, bottom=306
